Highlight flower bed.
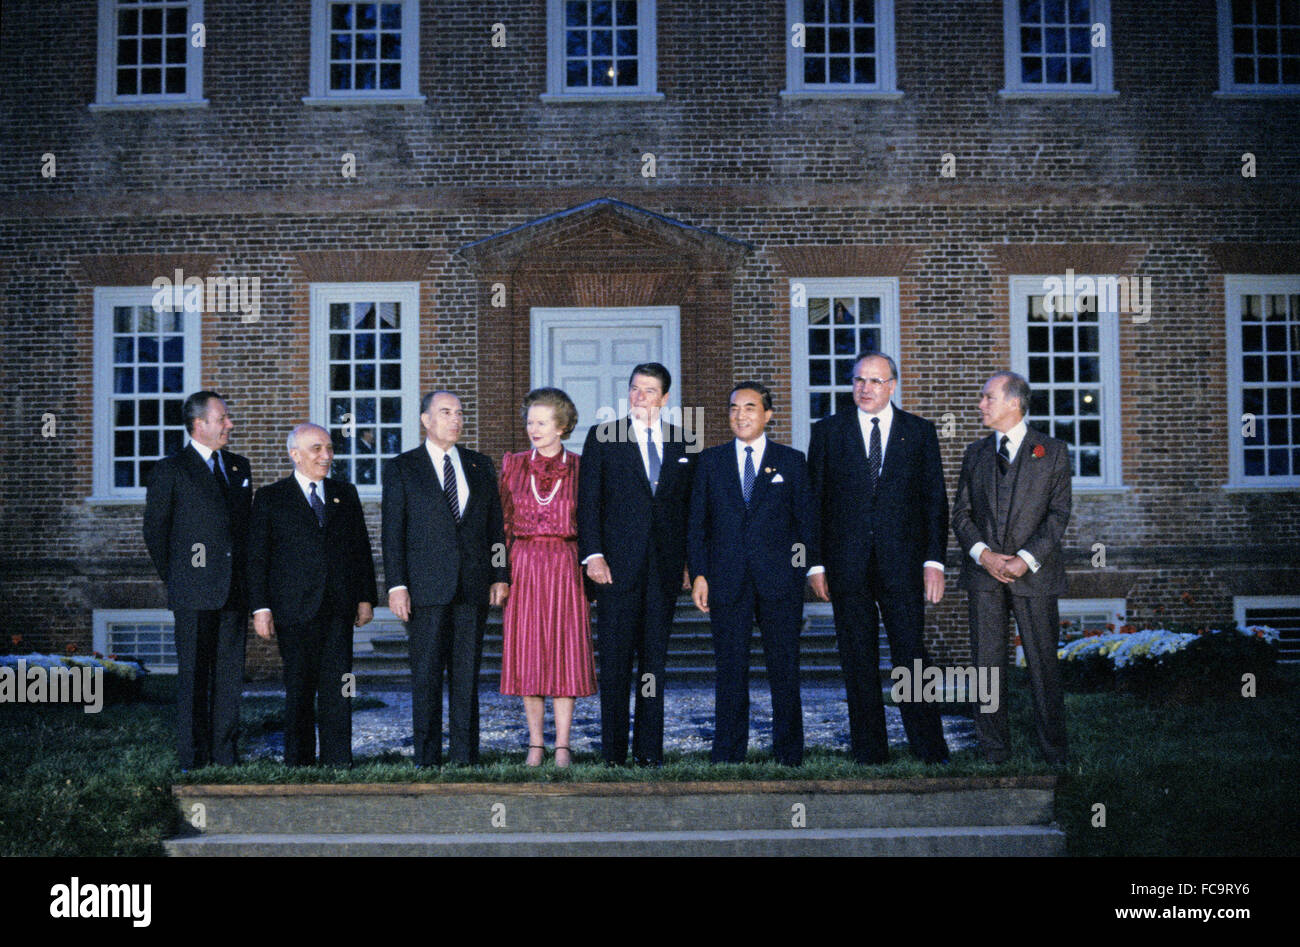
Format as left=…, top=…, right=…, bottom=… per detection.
left=1, top=652, right=150, bottom=705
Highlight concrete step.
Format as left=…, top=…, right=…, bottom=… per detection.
left=165, top=824, right=1064, bottom=856
left=171, top=777, right=1058, bottom=834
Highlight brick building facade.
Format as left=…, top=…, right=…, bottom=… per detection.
left=2, top=0, right=1298, bottom=676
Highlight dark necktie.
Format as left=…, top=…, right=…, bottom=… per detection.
left=211, top=453, right=228, bottom=492
left=867, top=417, right=882, bottom=494
left=443, top=453, right=462, bottom=523
left=309, top=481, right=325, bottom=526
left=998, top=435, right=1011, bottom=475
left=646, top=428, right=661, bottom=495
left=742, top=445, right=755, bottom=506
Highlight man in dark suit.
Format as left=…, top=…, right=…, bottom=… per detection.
left=807, top=353, right=950, bottom=764
left=688, top=382, right=815, bottom=767
left=247, top=423, right=377, bottom=766
left=382, top=391, right=509, bottom=767
left=578, top=363, right=696, bottom=766
left=143, top=390, right=252, bottom=769
left=952, top=371, right=1072, bottom=764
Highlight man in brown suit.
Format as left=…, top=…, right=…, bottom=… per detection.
left=951, top=371, right=1072, bottom=764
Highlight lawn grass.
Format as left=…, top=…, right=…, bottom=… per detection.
left=2, top=668, right=1296, bottom=855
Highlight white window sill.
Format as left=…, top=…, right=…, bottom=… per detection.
left=85, top=495, right=147, bottom=505
left=780, top=89, right=904, bottom=101
left=998, top=89, right=1119, bottom=100
left=1213, top=89, right=1300, bottom=99
left=540, top=92, right=665, bottom=103
left=1071, top=484, right=1131, bottom=495
left=302, top=94, right=427, bottom=106
left=1221, top=482, right=1300, bottom=492
left=89, top=99, right=210, bottom=112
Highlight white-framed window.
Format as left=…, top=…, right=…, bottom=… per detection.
left=1218, top=0, right=1300, bottom=94
left=93, top=609, right=177, bottom=673
left=784, top=0, right=899, bottom=96
left=1001, top=0, right=1114, bottom=96
left=790, top=277, right=900, bottom=451
left=1234, top=595, right=1300, bottom=663
left=783, top=0, right=898, bottom=96
left=544, top=0, right=661, bottom=100
left=91, top=287, right=202, bottom=502
left=92, top=0, right=207, bottom=109
left=1225, top=276, right=1300, bottom=487
left=305, top=0, right=424, bottom=105
left=309, top=283, right=421, bottom=497
left=1009, top=276, right=1123, bottom=488
left=1058, top=597, right=1127, bottom=633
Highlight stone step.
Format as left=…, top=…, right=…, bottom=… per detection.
left=171, top=778, right=1058, bottom=835
left=164, top=824, right=1065, bottom=857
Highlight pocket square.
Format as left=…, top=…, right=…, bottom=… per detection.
left=771, top=473, right=785, bottom=483
left=677, top=456, right=689, bottom=463
left=241, top=479, right=250, bottom=488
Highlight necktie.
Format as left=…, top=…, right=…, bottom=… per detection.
left=646, top=428, right=661, bottom=495
left=742, top=446, right=755, bottom=506
left=443, top=453, right=462, bottom=523
left=211, top=453, right=228, bottom=491
left=309, top=481, right=325, bottom=526
left=998, top=435, right=1011, bottom=475
left=867, top=418, right=881, bottom=494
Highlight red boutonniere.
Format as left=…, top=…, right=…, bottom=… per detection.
left=1031, top=444, right=1046, bottom=459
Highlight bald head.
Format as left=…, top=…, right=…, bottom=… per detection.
left=287, top=423, right=334, bottom=481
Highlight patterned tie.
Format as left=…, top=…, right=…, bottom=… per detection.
left=443, top=453, right=462, bottom=523
left=646, top=428, right=661, bottom=495
left=742, top=445, right=755, bottom=506
left=998, top=434, right=1011, bottom=475
left=211, top=453, right=228, bottom=492
left=867, top=418, right=882, bottom=494
left=309, top=481, right=325, bottom=527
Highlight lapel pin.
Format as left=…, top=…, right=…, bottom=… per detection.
left=332, top=497, right=339, bottom=503
left=764, top=467, right=774, bottom=474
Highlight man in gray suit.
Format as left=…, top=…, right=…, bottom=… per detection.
left=951, top=371, right=1072, bottom=764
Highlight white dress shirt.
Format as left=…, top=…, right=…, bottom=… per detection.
left=967, top=419, right=1041, bottom=572
left=734, top=433, right=767, bottom=487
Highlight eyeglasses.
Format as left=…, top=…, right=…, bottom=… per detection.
left=852, top=376, right=895, bottom=388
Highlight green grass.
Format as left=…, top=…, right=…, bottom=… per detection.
left=2, top=669, right=1297, bottom=855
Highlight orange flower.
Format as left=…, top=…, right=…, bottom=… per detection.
left=1060, top=619, right=1072, bottom=628
left=1255, top=629, right=1265, bottom=639
left=1106, top=623, right=1115, bottom=631
left=9, top=634, right=20, bottom=647
left=1012, top=635, right=1022, bottom=646
left=1181, top=591, right=1196, bottom=604
left=65, top=643, right=77, bottom=654
left=1120, top=624, right=1137, bottom=635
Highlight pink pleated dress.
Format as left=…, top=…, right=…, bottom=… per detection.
left=498, top=449, right=597, bottom=697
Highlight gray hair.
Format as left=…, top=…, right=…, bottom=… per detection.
left=853, top=352, right=899, bottom=383
left=990, top=371, right=1030, bottom=416
left=287, top=422, right=330, bottom=456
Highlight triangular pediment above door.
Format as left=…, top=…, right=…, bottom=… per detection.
left=455, top=197, right=751, bottom=270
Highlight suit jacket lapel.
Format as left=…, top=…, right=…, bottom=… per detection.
left=978, top=434, right=1001, bottom=542
left=746, top=442, right=772, bottom=510
left=414, top=447, right=454, bottom=523
left=459, top=453, right=481, bottom=521
left=878, top=408, right=904, bottom=485
left=183, top=443, right=225, bottom=504
left=320, top=478, right=338, bottom=528
left=838, top=410, right=871, bottom=482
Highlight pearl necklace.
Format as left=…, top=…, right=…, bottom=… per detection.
left=529, top=448, right=565, bottom=506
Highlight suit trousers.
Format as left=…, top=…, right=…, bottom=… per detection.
left=709, top=576, right=804, bottom=766
left=276, top=600, right=355, bottom=766
left=173, top=606, right=246, bottom=768
left=831, top=564, right=949, bottom=764
left=408, top=593, right=486, bottom=766
left=969, top=588, right=1068, bottom=763
left=595, top=555, right=675, bottom=765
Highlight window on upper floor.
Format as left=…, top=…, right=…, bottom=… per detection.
left=1225, top=276, right=1300, bottom=487
left=92, top=287, right=202, bottom=501
left=1002, top=0, right=1114, bottom=96
left=544, top=0, right=660, bottom=100
left=305, top=0, right=424, bottom=104
left=783, top=0, right=898, bottom=96
left=1218, top=0, right=1300, bottom=94
left=309, top=283, right=421, bottom=496
left=1009, top=276, right=1124, bottom=488
left=93, top=0, right=207, bottom=108
left=789, top=278, right=901, bottom=451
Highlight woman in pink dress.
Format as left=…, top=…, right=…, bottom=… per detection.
left=498, top=387, right=597, bottom=768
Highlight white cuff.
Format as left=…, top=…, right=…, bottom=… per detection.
left=1017, top=550, right=1040, bottom=572
left=807, top=565, right=825, bottom=576
left=969, top=542, right=989, bottom=564
left=923, top=560, right=944, bottom=572
left=387, top=585, right=408, bottom=594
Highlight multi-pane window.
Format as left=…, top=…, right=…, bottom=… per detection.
left=310, top=284, right=419, bottom=495
left=1002, top=0, right=1113, bottom=94
left=784, top=1, right=897, bottom=94
left=94, top=611, right=178, bottom=672
left=1226, top=277, right=1300, bottom=485
left=1010, top=277, right=1122, bottom=487
left=94, top=0, right=205, bottom=106
left=1235, top=597, right=1300, bottom=663
left=545, top=0, right=658, bottom=97
left=306, top=0, right=422, bottom=103
left=789, top=278, right=900, bottom=450
left=93, top=288, right=201, bottom=500
left=1220, top=0, right=1300, bottom=91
